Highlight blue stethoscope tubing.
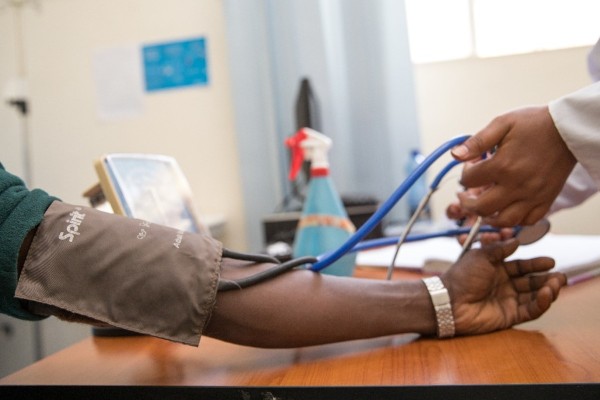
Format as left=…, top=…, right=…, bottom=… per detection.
left=217, top=134, right=529, bottom=291
left=348, top=226, right=511, bottom=253
left=309, top=135, right=472, bottom=272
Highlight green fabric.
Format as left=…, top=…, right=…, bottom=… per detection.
left=0, top=162, right=57, bottom=320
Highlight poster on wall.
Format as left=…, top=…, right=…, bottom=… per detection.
left=93, top=45, right=144, bottom=121
left=142, top=37, right=209, bottom=92
left=92, top=37, right=209, bottom=120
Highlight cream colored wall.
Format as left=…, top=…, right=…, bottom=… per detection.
left=1, top=2, right=598, bottom=253
left=413, top=46, right=600, bottom=235
left=0, top=0, right=247, bottom=249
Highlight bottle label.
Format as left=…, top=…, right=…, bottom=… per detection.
left=310, top=167, right=329, bottom=177
left=297, top=214, right=356, bottom=233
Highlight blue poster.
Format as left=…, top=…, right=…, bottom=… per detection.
left=142, top=37, right=208, bottom=92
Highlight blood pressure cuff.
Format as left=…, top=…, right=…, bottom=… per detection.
left=15, top=201, right=222, bottom=346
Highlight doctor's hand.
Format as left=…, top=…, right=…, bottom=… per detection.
left=446, top=186, right=514, bottom=245
left=442, top=239, right=566, bottom=336
left=450, top=106, right=576, bottom=227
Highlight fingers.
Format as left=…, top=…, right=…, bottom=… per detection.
left=480, top=238, right=520, bottom=264
left=482, top=200, right=541, bottom=227
left=456, top=186, right=504, bottom=217
left=518, top=286, right=553, bottom=322
left=484, top=203, right=549, bottom=228
left=446, top=202, right=467, bottom=221
left=458, top=186, right=549, bottom=227
left=512, top=271, right=560, bottom=292
left=505, top=257, right=565, bottom=325
left=447, top=200, right=515, bottom=245
left=459, top=157, right=501, bottom=189
left=499, top=227, right=515, bottom=240
left=479, top=231, right=507, bottom=245
left=457, top=180, right=522, bottom=216
left=515, top=273, right=567, bottom=323
left=520, top=205, right=550, bottom=227
left=505, top=256, right=555, bottom=277
left=451, top=116, right=511, bottom=162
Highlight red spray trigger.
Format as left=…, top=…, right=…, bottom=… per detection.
left=285, top=128, right=308, bottom=180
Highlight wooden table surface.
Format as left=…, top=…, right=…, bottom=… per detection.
left=2, top=266, right=599, bottom=388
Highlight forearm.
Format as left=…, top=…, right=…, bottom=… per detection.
left=10, top=190, right=437, bottom=349
left=205, top=259, right=436, bottom=348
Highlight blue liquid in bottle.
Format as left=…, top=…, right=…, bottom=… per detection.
left=293, top=172, right=356, bottom=276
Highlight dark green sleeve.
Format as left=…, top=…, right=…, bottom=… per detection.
left=0, top=163, right=57, bottom=320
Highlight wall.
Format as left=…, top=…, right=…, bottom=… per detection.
left=223, top=0, right=421, bottom=252
left=413, top=46, right=600, bottom=235
left=0, top=0, right=244, bottom=375
left=0, top=0, right=246, bottom=249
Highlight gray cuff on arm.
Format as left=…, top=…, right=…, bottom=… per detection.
left=15, top=201, right=222, bottom=346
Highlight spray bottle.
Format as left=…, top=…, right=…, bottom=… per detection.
left=286, top=127, right=356, bottom=276
left=406, top=149, right=431, bottom=221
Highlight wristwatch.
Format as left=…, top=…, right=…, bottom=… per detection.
left=422, top=276, right=455, bottom=338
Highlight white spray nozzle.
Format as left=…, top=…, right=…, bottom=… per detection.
left=300, top=128, right=331, bottom=170
left=286, top=127, right=332, bottom=180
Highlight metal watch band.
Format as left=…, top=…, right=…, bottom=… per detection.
left=422, top=276, right=455, bottom=338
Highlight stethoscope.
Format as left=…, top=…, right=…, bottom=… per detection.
left=217, top=135, right=551, bottom=292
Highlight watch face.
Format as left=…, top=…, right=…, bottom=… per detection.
left=101, top=154, right=200, bottom=233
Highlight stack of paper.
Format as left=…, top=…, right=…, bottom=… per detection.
left=355, top=233, right=600, bottom=285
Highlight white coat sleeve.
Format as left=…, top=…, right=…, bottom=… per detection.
left=547, top=39, right=600, bottom=212
left=548, top=163, right=598, bottom=215
left=549, top=81, right=600, bottom=188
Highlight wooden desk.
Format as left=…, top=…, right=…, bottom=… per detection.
left=1, top=269, right=599, bottom=397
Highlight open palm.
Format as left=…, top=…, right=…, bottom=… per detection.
left=442, top=239, right=566, bottom=336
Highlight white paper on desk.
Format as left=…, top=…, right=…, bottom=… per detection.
left=356, top=233, right=600, bottom=276
left=356, top=237, right=462, bottom=270
left=509, top=233, right=600, bottom=276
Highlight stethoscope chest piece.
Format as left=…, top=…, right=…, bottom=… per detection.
left=514, top=218, right=551, bottom=245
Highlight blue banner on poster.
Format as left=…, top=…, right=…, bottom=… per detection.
left=142, top=37, right=208, bottom=92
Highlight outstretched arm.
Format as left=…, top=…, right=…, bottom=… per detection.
left=205, top=239, right=566, bottom=348
left=3, top=163, right=566, bottom=349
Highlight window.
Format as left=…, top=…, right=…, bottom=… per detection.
left=405, top=0, right=600, bottom=63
